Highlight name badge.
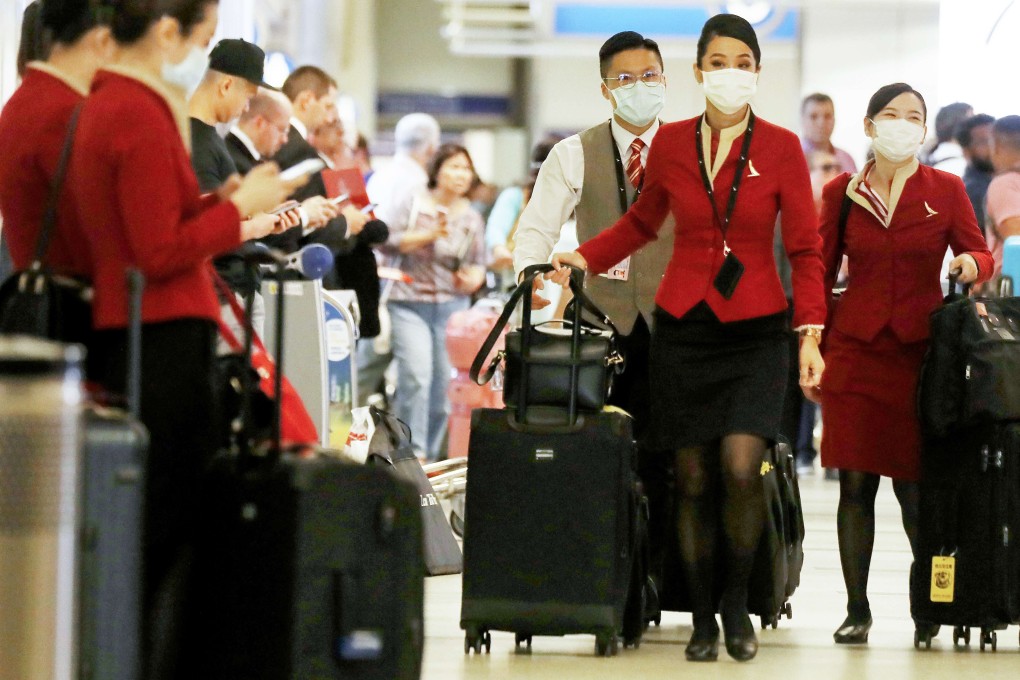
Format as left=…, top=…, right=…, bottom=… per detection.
left=600, top=256, right=631, bottom=281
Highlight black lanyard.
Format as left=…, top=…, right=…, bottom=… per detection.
left=611, top=128, right=645, bottom=215
left=694, top=110, right=756, bottom=251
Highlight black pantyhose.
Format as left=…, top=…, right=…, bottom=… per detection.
left=675, top=434, right=767, bottom=630
left=837, top=470, right=920, bottom=621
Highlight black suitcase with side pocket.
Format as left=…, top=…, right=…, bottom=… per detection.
left=462, top=264, right=646, bottom=657
left=655, top=440, right=804, bottom=630
left=187, top=253, right=425, bottom=679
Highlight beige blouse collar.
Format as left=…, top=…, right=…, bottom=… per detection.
left=846, top=157, right=920, bottom=227
left=700, top=108, right=751, bottom=185
left=101, top=64, right=193, bottom=152
left=26, top=61, right=89, bottom=97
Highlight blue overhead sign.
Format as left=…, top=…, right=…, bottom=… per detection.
left=554, top=4, right=798, bottom=41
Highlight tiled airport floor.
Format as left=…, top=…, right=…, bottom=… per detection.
left=424, top=468, right=1020, bottom=679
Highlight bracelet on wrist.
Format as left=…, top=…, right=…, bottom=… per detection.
left=799, top=327, right=823, bottom=342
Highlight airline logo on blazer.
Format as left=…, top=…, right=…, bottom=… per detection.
left=748, top=160, right=760, bottom=177
left=925, top=201, right=938, bottom=218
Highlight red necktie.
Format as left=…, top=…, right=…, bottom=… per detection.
left=627, top=138, right=646, bottom=188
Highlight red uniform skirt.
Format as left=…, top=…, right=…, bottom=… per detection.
left=820, top=327, right=928, bottom=481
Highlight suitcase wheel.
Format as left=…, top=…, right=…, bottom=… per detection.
left=464, top=629, right=491, bottom=655
left=913, top=628, right=933, bottom=650
left=783, top=601, right=793, bottom=620
left=514, top=633, right=532, bottom=653
left=760, top=614, right=779, bottom=631
left=622, top=633, right=641, bottom=650
left=979, top=628, right=997, bottom=652
left=952, top=626, right=971, bottom=648
left=594, top=631, right=619, bottom=657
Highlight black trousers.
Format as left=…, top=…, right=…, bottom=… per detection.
left=607, top=314, right=672, bottom=579
left=93, top=318, right=218, bottom=679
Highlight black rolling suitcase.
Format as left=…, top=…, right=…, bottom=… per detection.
left=911, top=272, right=1020, bottom=650
left=911, top=425, right=1020, bottom=650
left=187, top=255, right=425, bottom=679
left=655, top=440, right=804, bottom=630
left=461, top=265, right=647, bottom=657
left=78, top=269, right=148, bottom=680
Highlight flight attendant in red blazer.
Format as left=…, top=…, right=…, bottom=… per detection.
left=552, top=14, right=826, bottom=663
left=0, top=0, right=114, bottom=348
left=813, top=83, right=991, bottom=646
left=67, top=2, right=301, bottom=675
left=0, top=0, right=115, bottom=273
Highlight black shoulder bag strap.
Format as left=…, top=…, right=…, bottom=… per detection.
left=834, top=189, right=853, bottom=275
left=30, top=104, right=84, bottom=269
left=469, top=264, right=619, bottom=386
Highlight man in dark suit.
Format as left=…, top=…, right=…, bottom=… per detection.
left=272, top=65, right=387, bottom=337
left=226, top=89, right=338, bottom=230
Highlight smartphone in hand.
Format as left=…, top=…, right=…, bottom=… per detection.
left=279, top=158, right=326, bottom=182
left=268, top=200, right=300, bottom=216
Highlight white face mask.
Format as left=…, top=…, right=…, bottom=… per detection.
left=612, top=81, right=665, bottom=128
left=700, top=68, right=757, bottom=115
left=869, top=118, right=925, bottom=163
left=162, top=45, right=207, bottom=94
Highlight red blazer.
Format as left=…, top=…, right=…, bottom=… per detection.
left=70, top=70, right=241, bottom=330
left=820, top=166, right=993, bottom=345
left=0, top=66, right=92, bottom=275
left=577, top=114, right=826, bottom=328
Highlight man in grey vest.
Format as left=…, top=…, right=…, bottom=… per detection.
left=512, top=31, right=674, bottom=612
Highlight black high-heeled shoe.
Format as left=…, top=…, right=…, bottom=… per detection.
left=684, top=620, right=720, bottom=662
left=833, top=614, right=873, bottom=644
left=721, top=610, right=758, bottom=662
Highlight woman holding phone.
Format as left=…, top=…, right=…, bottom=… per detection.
left=814, top=83, right=992, bottom=645
left=551, top=14, right=826, bottom=662
left=383, top=143, right=486, bottom=461
left=68, top=1, right=305, bottom=675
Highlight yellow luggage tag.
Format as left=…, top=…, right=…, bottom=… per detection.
left=930, top=555, right=956, bottom=603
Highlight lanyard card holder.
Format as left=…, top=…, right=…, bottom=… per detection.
left=713, top=249, right=744, bottom=300
left=696, top=111, right=756, bottom=301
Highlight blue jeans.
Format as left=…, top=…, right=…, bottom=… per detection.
left=388, top=298, right=468, bottom=460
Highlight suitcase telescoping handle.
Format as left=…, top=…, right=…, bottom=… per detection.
left=946, top=267, right=972, bottom=302
left=469, top=263, right=619, bottom=426
left=126, top=268, right=144, bottom=419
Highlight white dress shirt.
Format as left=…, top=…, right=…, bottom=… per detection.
left=513, top=118, right=660, bottom=276
left=230, top=126, right=261, bottom=161
left=366, top=153, right=429, bottom=226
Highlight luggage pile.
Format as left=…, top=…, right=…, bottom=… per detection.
left=913, top=270, right=1020, bottom=651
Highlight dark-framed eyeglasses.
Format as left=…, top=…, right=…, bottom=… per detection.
left=602, top=70, right=664, bottom=89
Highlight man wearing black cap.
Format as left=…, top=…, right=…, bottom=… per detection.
left=189, top=38, right=278, bottom=192
left=188, top=38, right=304, bottom=339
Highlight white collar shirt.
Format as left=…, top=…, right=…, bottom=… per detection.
left=512, top=117, right=660, bottom=276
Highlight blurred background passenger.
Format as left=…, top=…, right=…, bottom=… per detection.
left=800, top=92, right=857, bottom=174
left=381, top=143, right=486, bottom=461
left=923, top=101, right=972, bottom=175
left=985, top=115, right=1020, bottom=282
left=955, top=113, right=996, bottom=233
left=359, top=112, right=442, bottom=405
left=484, top=136, right=561, bottom=287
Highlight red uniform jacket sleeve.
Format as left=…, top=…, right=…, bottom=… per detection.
left=776, top=134, right=827, bottom=328
left=113, top=131, right=241, bottom=282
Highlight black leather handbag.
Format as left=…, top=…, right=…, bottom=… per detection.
left=470, top=264, right=623, bottom=424
left=0, top=105, right=92, bottom=345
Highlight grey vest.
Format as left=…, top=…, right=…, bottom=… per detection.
left=576, top=121, right=674, bottom=334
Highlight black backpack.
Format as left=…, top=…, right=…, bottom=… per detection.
left=918, top=279, right=1020, bottom=438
